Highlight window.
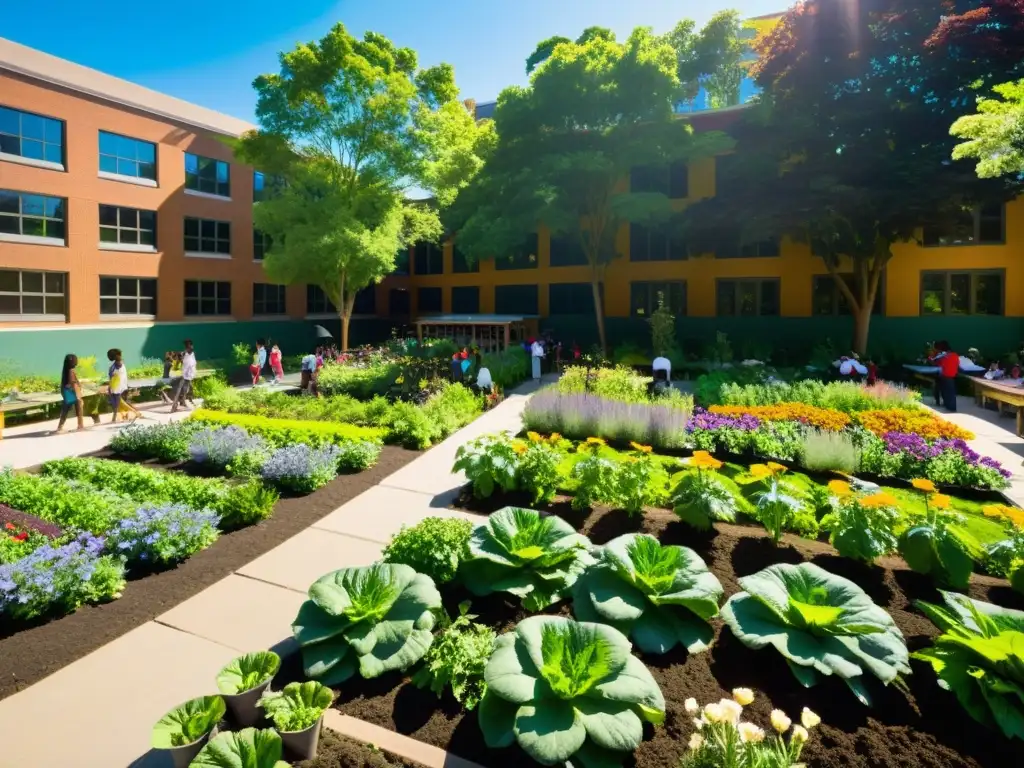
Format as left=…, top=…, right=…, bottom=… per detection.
left=0, top=190, right=66, bottom=242
left=0, top=269, right=66, bottom=318
left=0, top=105, right=64, bottom=166
left=811, top=275, right=883, bottom=316
left=549, top=283, right=600, bottom=315
left=418, top=287, right=443, bottom=313
left=920, top=270, right=1003, bottom=315
left=923, top=204, right=1005, bottom=246
left=307, top=284, right=337, bottom=315
left=184, top=280, right=231, bottom=316
left=715, top=235, right=780, bottom=259
left=184, top=217, right=231, bottom=255
left=353, top=286, right=376, bottom=315
left=715, top=154, right=739, bottom=196
left=99, top=205, right=156, bottom=247
left=716, top=279, right=780, bottom=316
left=98, top=131, right=155, bottom=181
left=629, top=223, right=685, bottom=261
left=390, top=288, right=410, bottom=315
left=549, top=233, right=588, bottom=267
left=254, top=229, right=271, bottom=260
left=413, top=241, right=444, bottom=275
left=393, top=248, right=410, bottom=276
left=253, top=171, right=264, bottom=202
left=452, top=243, right=479, bottom=273
left=495, top=284, right=539, bottom=315
left=496, top=233, right=539, bottom=270
left=630, top=281, right=686, bottom=317
left=630, top=161, right=688, bottom=198
left=184, top=152, right=230, bottom=197
left=452, top=286, right=480, bottom=314
left=99, top=277, right=156, bottom=316
left=253, top=283, right=286, bottom=315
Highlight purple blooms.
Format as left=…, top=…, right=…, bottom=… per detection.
left=106, top=504, right=220, bottom=565
left=260, top=444, right=341, bottom=493
left=882, top=431, right=1011, bottom=478
left=686, top=408, right=760, bottom=432
left=190, top=426, right=269, bottom=468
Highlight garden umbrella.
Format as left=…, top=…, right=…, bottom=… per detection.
left=313, top=325, right=333, bottom=339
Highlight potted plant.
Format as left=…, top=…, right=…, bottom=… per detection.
left=258, top=681, right=335, bottom=759
left=216, top=650, right=281, bottom=726
left=190, top=727, right=290, bottom=767
left=151, top=695, right=226, bottom=768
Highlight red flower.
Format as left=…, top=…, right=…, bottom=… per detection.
left=3, top=522, right=15, bottom=531
left=12, top=532, right=28, bottom=542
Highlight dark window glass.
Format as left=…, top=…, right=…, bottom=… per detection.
left=630, top=281, right=686, bottom=317
left=389, top=288, right=410, bottom=315
left=254, top=229, right=271, bottom=260
left=184, top=217, right=230, bottom=255
left=716, top=279, right=780, bottom=316
left=451, top=286, right=480, bottom=314
left=417, top=287, right=442, bottom=313
left=306, top=284, right=337, bottom=314
left=920, top=271, right=1003, bottom=316
left=495, top=284, right=539, bottom=315
left=393, top=248, right=410, bottom=275
left=549, top=233, right=588, bottom=267
left=98, top=204, right=156, bottom=247
left=413, top=241, right=444, bottom=275
left=353, top=285, right=376, bottom=314
left=184, top=280, right=231, bottom=316
left=0, top=269, right=68, bottom=317
left=252, top=283, right=286, bottom=315
left=923, top=204, right=1005, bottom=246
left=0, top=106, right=64, bottom=166
left=496, top=233, right=539, bottom=270
left=548, top=282, right=600, bottom=315
left=668, top=160, right=688, bottom=198
left=630, top=223, right=685, bottom=262
left=452, top=243, right=479, bottom=273
left=811, top=275, right=883, bottom=316
left=97, top=131, right=156, bottom=180
left=0, top=189, right=66, bottom=241
left=99, top=276, right=157, bottom=316
left=184, top=152, right=230, bottom=197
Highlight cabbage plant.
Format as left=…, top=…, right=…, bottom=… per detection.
left=572, top=534, right=723, bottom=654
left=190, top=727, right=289, bottom=768
left=291, top=563, right=441, bottom=685
left=914, top=591, right=1024, bottom=740
left=721, top=562, right=910, bottom=705
left=478, top=616, right=665, bottom=766
left=258, top=681, right=334, bottom=732
left=461, top=507, right=594, bottom=611
left=151, top=695, right=226, bottom=748
left=216, top=651, right=280, bottom=695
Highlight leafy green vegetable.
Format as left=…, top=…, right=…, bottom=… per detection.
left=913, top=591, right=1024, bottom=740
left=453, top=434, right=519, bottom=498
left=669, top=469, right=739, bottom=530
left=751, top=478, right=805, bottom=545
left=517, top=440, right=562, bottom=505
left=258, top=681, right=335, bottom=732
left=572, top=533, right=723, bottom=654
left=412, top=601, right=496, bottom=710
left=382, top=516, right=473, bottom=584
left=570, top=454, right=620, bottom=511
left=478, top=616, right=665, bottom=766
left=151, top=695, right=226, bottom=747
left=461, top=507, right=594, bottom=611
left=899, top=511, right=974, bottom=590
left=292, top=563, right=441, bottom=685
left=820, top=491, right=900, bottom=564
left=216, top=651, right=280, bottom=695
left=190, top=727, right=290, bottom=768
left=721, top=562, right=910, bottom=705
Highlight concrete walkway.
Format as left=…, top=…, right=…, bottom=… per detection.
left=0, top=383, right=538, bottom=767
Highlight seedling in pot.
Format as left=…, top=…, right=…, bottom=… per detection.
left=259, top=681, right=335, bottom=759
left=216, top=650, right=281, bottom=727
left=190, top=727, right=290, bottom=767
left=151, top=695, right=226, bottom=768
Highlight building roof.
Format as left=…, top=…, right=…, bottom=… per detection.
left=0, top=37, right=257, bottom=137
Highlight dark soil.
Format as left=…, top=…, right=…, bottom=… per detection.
left=0, top=446, right=418, bottom=701
left=287, top=491, right=1024, bottom=768
left=295, top=729, right=411, bottom=768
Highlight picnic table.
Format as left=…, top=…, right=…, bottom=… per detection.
left=968, top=378, right=1024, bottom=436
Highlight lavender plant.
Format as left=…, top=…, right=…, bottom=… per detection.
left=260, top=444, right=341, bottom=493
left=109, top=420, right=204, bottom=462
left=106, top=504, right=220, bottom=565
left=189, top=426, right=270, bottom=470
left=0, top=534, right=126, bottom=620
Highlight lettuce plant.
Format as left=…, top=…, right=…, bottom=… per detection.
left=190, top=727, right=289, bottom=768
left=820, top=490, right=901, bottom=564
left=898, top=505, right=973, bottom=590
left=478, top=616, right=665, bottom=766
left=669, top=469, right=739, bottom=530
left=721, top=562, right=911, bottom=705
left=292, top=563, right=441, bottom=685
left=152, top=695, right=226, bottom=748
left=258, top=681, right=334, bottom=732
left=572, top=534, right=723, bottom=654
left=914, top=591, right=1024, bottom=740
left=217, top=651, right=280, bottom=695
left=461, top=507, right=594, bottom=611
left=453, top=434, right=519, bottom=498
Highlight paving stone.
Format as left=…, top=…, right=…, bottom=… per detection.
left=314, top=485, right=481, bottom=542
left=238, top=527, right=384, bottom=593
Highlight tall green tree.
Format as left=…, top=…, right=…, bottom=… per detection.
left=951, top=80, right=1024, bottom=178
left=446, top=23, right=735, bottom=351
left=676, top=0, right=1024, bottom=355
left=237, top=24, right=490, bottom=349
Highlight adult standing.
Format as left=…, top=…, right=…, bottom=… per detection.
left=55, top=354, right=86, bottom=433
left=530, top=338, right=545, bottom=383
left=927, top=340, right=960, bottom=412
left=170, top=340, right=197, bottom=412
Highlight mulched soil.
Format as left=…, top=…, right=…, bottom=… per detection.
left=296, top=729, right=411, bottom=768
left=279, top=488, right=1024, bottom=768
left=0, top=445, right=418, bottom=701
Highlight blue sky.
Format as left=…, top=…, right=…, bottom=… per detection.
left=2, top=0, right=781, bottom=125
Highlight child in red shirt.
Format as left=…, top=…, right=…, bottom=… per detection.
left=270, top=344, right=284, bottom=384
left=927, top=340, right=960, bottom=412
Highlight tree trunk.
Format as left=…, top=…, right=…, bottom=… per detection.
left=852, top=305, right=872, bottom=357
left=340, top=293, right=357, bottom=352
left=590, top=275, right=608, bottom=355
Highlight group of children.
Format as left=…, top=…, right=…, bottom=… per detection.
left=983, top=361, right=1024, bottom=384
left=54, top=348, right=143, bottom=433
left=248, top=339, right=287, bottom=386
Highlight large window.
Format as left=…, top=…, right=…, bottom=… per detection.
left=184, top=152, right=230, bottom=197
left=629, top=223, right=685, bottom=261
left=418, top=287, right=443, bottom=313
left=254, top=229, right=271, bottom=261
left=812, top=275, right=883, bottom=316
left=307, top=284, right=337, bottom=315
left=630, top=281, right=686, bottom=317
left=451, top=286, right=480, bottom=314
left=253, top=283, right=286, bottom=315
left=496, top=233, right=539, bottom=270
left=393, top=248, right=410, bottom=276
left=99, top=277, right=156, bottom=317
left=414, top=241, right=444, bottom=275
left=630, top=161, right=688, bottom=198
left=353, top=286, right=376, bottom=315
left=549, top=233, right=588, bottom=267
left=184, top=280, right=231, bottom=316
left=184, top=217, right=231, bottom=256
left=0, top=269, right=66, bottom=318
left=98, top=131, right=156, bottom=181
left=99, top=205, right=156, bottom=247
left=452, top=243, right=479, bottom=273
left=0, top=190, right=66, bottom=242
left=495, top=284, right=539, bottom=315
left=923, top=204, right=1005, bottom=246
left=549, top=283, right=600, bottom=315
left=0, top=105, right=64, bottom=167
left=920, top=270, right=1003, bottom=316
left=253, top=171, right=264, bottom=202
left=715, top=235, right=780, bottom=259
left=716, top=279, right=780, bottom=317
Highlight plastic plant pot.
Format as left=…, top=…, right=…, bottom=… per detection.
left=164, top=730, right=213, bottom=768
left=216, top=651, right=280, bottom=727
left=279, top=715, right=323, bottom=761
left=222, top=677, right=272, bottom=727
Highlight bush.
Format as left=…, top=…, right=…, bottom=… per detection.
left=106, top=504, right=220, bottom=565
left=260, top=444, right=343, bottom=493
left=316, top=362, right=398, bottom=398
left=717, top=379, right=918, bottom=413
left=0, top=469, right=131, bottom=534
left=799, top=429, right=862, bottom=474
left=481, top=347, right=529, bottom=390
left=188, top=409, right=384, bottom=447
left=420, top=382, right=483, bottom=441
left=110, top=420, right=205, bottom=462
left=189, top=426, right=270, bottom=470
left=556, top=365, right=653, bottom=403
left=382, top=516, right=474, bottom=584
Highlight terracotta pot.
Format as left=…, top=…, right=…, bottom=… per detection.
left=223, top=678, right=273, bottom=727
left=279, top=715, right=323, bottom=760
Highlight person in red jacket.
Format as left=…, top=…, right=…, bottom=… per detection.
left=927, top=340, right=960, bottom=412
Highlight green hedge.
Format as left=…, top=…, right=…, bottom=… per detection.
left=189, top=409, right=385, bottom=448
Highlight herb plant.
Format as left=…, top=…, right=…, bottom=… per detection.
left=258, top=681, right=334, bottom=732
left=412, top=601, right=496, bottom=709
left=336, top=440, right=382, bottom=472
left=453, top=434, right=519, bottom=498
left=190, top=426, right=270, bottom=470
left=820, top=489, right=901, bottom=564
left=570, top=453, right=619, bottom=511
left=217, top=651, right=281, bottom=694
left=516, top=439, right=562, bottom=505
left=109, top=420, right=205, bottom=462
left=190, top=727, right=290, bottom=768
left=260, top=444, right=341, bottom=493
left=669, top=458, right=739, bottom=531
left=151, top=695, right=226, bottom=748
left=381, top=516, right=472, bottom=584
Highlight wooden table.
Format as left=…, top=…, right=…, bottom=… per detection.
left=969, top=378, right=1024, bottom=436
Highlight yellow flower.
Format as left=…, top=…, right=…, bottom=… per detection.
left=791, top=725, right=809, bottom=745
left=911, top=478, right=937, bottom=493
left=731, top=687, right=755, bottom=706
left=983, top=504, right=1024, bottom=528
left=749, top=464, right=773, bottom=480
left=585, top=436, right=606, bottom=447
left=827, top=480, right=852, bottom=496
left=549, top=432, right=562, bottom=443
left=690, top=451, right=723, bottom=471
left=860, top=492, right=899, bottom=509
left=512, top=443, right=527, bottom=455
left=929, top=493, right=952, bottom=510
left=800, top=708, right=821, bottom=729
left=629, top=441, right=653, bottom=454
left=737, top=722, right=765, bottom=743
left=767, top=461, right=788, bottom=474
left=527, top=431, right=542, bottom=442
left=770, top=709, right=792, bottom=733
left=718, top=699, right=742, bottom=724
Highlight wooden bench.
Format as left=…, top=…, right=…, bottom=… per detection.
left=970, top=378, right=1024, bottom=436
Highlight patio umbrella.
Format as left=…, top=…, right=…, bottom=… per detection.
left=313, top=324, right=333, bottom=339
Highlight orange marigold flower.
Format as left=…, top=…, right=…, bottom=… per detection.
left=630, top=442, right=653, bottom=454
left=585, top=436, right=606, bottom=446
left=827, top=480, right=852, bottom=496
left=749, top=464, right=773, bottom=480
left=856, top=409, right=974, bottom=441
left=983, top=504, right=1024, bottom=528
left=690, top=451, right=723, bottom=470
left=549, top=433, right=562, bottom=443
left=709, top=403, right=850, bottom=431
left=527, top=431, right=543, bottom=442
left=929, top=493, right=952, bottom=510
left=911, top=478, right=937, bottom=493
left=766, top=461, right=788, bottom=474
left=860, top=492, right=899, bottom=509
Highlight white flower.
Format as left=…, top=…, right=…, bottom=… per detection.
left=693, top=717, right=706, bottom=729
left=703, top=702, right=725, bottom=723
left=684, top=697, right=700, bottom=715
left=732, top=687, right=755, bottom=706
left=688, top=733, right=704, bottom=751
left=770, top=709, right=792, bottom=733
left=738, top=722, right=765, bottom=743
left=800, top=708, right=821, bottom=729
left=719, top=698, right=743, bottom=724
left=791, top=725, right=809, bottom=745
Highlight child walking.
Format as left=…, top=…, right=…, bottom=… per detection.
left=55, top=354, right=86, bottom=433
left=270, top=344, right=284, bottom=384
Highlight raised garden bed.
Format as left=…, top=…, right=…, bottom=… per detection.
left=297, top=728, right=409, bottom=767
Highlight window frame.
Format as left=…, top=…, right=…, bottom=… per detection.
left=549, top=233, right=589, bottom=267
left=629, top=161, right=688, bottom=198
left=252, top=283, right=286, bottom=316
left=0, top=268, right=67, bottom=320
left=452, top=242, right=479, bottom=273
left=548, top=282, right=602, bottom=315
left=253, top=171, right=264, bottom=202
left=98, top=130, right=157, bottom=185
left=0, top=189, right=67, bottom=245
left=306, top=284, right=337, bottom=316
left=715, top=278, right=781, bottom=317
left=413, top=241, right=444, bottom=275
left=630, top=280, right=687, bottom=318
left=184, top=152, right=231, bottom=199
left=183, top=217, right=231, bottom=258
left=494, top=284, right=539, bottom=315
left=183, top=280, right=232, bottom=317
left=98, top=204, right=157, bottom=252
left=919, top=269, right=1005, bottom=316
left=99, top=276, right=157, bottom=318
left=417, top=286, right=443, bottom=314
left=811, top=274, right=885, bottom=317
left=451, top=285, right=480, bottom=314
left=922, top=203, right=1006, bottom=247
left=0, top=104, right=65, bottom=170
left=629, top=223, right=685, bottom=262
left=253, top=228, right=271, bottom=261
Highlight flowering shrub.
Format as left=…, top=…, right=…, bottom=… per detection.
left=856, top=408, right=973, bottom=440
left=820, top=485, right=902, bottom=564
left=710, top=403, right=851, bottom=431
left=860, top=432, right=1010, bottom=489
left=260, top=444, right=342, bottom=493
left=106, top=504, right=220, bottom=565
left=0, top=534, right=125, bottom=620
left=336, top=440, right=381, bottom=472
left=189, top=426, right=269, bottom=470
left=109, top=420, right=205, bottom=462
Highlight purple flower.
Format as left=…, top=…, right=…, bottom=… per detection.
left=687, top=408, right=760, bottom=432
left=106, top=504, right=219, bottom=565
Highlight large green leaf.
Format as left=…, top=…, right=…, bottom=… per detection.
left=899, top=524, right=973, bottom=590
left=216, top=651, right=280, bottom=695
left=515, top=699, right=586, bottom=764
left=478, top=690, right=518, bottom=748
left=190, top=728, right=290, bottom=768
left=152, top=695, right=226, bottom=748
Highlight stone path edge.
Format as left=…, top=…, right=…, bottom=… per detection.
left=323, top=709, right=486, bottom=768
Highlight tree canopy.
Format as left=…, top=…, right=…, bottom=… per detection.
left=951, top=80, right=1024, bottom=178
left=237, top=23, right=490, bottom=348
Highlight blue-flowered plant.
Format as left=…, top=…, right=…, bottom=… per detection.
left=0, top=533, right=126, bottom=620
left=190, top=426, right=270, bottom=470
left=261, top=444, right=341, bottom=493
left=106, top=504, right=220, bottom=565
